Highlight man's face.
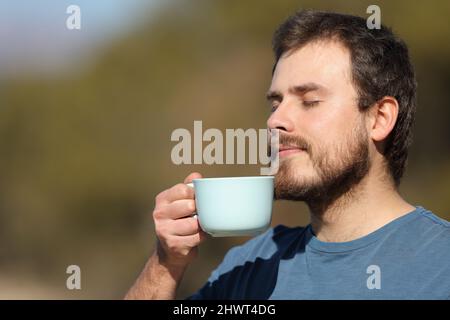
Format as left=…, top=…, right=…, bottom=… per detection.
left=267, top=40, right=371, bottom=202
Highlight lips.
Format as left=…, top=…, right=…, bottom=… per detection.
left=278, top=145, right=306, bottom=158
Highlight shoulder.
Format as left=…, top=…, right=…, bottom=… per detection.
left=416, top=206, right=450, bottom=228
left=412, top=206, right=450, bottom=239
left=398, top=206, right=450, bottom=254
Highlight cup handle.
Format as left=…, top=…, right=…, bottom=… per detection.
left=186, top=182, right=197, bottom=219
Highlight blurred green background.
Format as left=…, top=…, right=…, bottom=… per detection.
left=0, top=0, right=449, bottom=299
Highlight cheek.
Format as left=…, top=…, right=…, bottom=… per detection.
left=310, top=102, right=359, bottom=146
left=307, top=114, right=340, bottom=152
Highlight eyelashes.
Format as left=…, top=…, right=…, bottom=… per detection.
left=302, top=100, right=320, bottom=107
left=270, top=100, right=321, bottom=112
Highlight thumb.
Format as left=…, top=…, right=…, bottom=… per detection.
left=184, top=172, right=203, bottom=184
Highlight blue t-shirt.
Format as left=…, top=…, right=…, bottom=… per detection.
left=188, top=206, right=450, bottom=300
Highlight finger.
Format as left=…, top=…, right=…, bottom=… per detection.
left=183, top=172, right=203, bottom=184
left=157, top=183, right=195, bottom=205
left=155, top=199, right=196, bottom=220
left=170, top=216, right=202, bottom=236
left=173, top=231, right=209, bottom=248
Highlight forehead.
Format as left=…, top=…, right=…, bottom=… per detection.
left=270, top=40, right=353, bottom=92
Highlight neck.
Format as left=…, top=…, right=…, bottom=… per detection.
left=307, top=170, right=415, bottom=243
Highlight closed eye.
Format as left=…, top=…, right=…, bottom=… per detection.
left=270, top=103, right=279, bottom=112
left=303, top=100, right=321, bottom=107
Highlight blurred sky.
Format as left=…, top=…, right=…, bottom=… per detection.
left=0, top=0, right=160, bottom=77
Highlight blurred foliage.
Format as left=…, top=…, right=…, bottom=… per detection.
left=0, top=0, right=449, bottom=298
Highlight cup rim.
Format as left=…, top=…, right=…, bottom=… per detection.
left=192, top=175, right=274, bottom=182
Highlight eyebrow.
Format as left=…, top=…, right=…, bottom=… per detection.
left=266, top=82, right=326, bottom=101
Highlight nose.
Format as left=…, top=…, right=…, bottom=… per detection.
left=267, top=103, right=296, bottom=133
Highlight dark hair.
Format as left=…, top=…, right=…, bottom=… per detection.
left=272, top=10, right=417, bottom=187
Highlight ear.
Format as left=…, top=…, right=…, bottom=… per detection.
left=368, top=96, right=399, bottom=142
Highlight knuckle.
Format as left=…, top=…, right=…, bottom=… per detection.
left=155, top=222, right=168, bottom=239
left=179, top=186, right=189, bottom=198
left=155, top=223, right=168, bottom=238
left=155, top=191, right=166, bottom=204
left=152, top=207, right=164, bottom=220
left=176, top=183, right=190, bottom=198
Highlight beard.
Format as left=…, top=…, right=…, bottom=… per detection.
left=274, top=120, right=370, bottom=207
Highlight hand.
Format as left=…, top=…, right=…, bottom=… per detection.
left=153, top=172, right=208, bottom=268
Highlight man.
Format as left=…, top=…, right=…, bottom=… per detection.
left=125, top=10, right=450, bottom=299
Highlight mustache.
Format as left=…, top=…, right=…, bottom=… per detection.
left=267, top=131, right=311, bottom=158
left=278, top=133, right=310, bottom=151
